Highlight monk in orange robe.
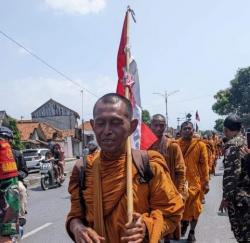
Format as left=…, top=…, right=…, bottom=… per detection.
left=150, top=114, right=187, bottom=243
left=202, top=135, right=215, bottom=175
left=177, top=121, right=209, bottom=243
left=213, top=133, right=223, bottom=170
left=66, top=93, right=184, bottom=243
left=212, top=132, right=220, bottom=162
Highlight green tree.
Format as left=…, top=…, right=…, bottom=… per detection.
left=212, top=89, right=232, bottom=115
left=212, top=67, right=250, bottom=127
left=214, top=118, right=224, bottom=133
left=142, top=109, right=151, bottom=125
left=9, top=118, right=24, bottom=150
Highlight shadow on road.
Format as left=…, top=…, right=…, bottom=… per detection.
left=29, top=186, right=43, bottom=192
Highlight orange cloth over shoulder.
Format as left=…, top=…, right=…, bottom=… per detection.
left=202, top=139, right=215, bottom=173
left=176, top=138, right=209, bottom=221
left=150, top=136, right=186, bottom=198
left=66, top=150, right=184, bottom=243
left=150, top=136, right=186, bottom=241
left=86, top=150, right=99, bottom=163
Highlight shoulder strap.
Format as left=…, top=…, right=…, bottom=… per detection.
left=79, top=156, right=87, bottom=190
left=132, top=149, right=153, bottom=184
left=77, top=156, right=88, bottom=225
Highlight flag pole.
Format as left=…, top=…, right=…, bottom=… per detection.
left=124, top=6, right=133, bottom=223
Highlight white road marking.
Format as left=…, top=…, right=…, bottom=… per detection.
left=22, top=222, right=53, bottom=239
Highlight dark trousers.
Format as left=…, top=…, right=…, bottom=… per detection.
left=227, top=196, right=250, bottom=243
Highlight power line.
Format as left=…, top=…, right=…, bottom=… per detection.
left=0, top=29, right=98, bottom=98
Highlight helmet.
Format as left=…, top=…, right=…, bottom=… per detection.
left=0, top=126, right=14, bottom=139
left=88, top=140, right=98, bottom=150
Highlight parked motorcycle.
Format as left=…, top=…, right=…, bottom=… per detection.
left=40, top=159, right=64, bottom=190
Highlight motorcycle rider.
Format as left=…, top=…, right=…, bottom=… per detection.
left=51, top=144, right=65, bottom=181
left=44, top=150, right=61, bottom=183
left=0, top=126, right=19, bottom=242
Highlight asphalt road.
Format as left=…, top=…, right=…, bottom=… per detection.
left=21, top=159, right=237, bottom=243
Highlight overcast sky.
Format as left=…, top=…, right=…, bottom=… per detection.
left=1, top=0, right=250, bottom=130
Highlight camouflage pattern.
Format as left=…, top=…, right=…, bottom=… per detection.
left=223, top=134, right=250, bottom=242
left=0, top=177, right=19, bottom=236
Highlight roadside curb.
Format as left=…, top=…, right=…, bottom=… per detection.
left=65, top=158, right=76, bottom=163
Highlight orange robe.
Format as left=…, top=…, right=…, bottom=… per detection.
left=177, top=138, right=209, bottom=221
left=150, top=136, right=186, bottom=240
left=150, top=136, right=186, bottom=198
left=202, top=139, right=215, bottom=174
left=66, top=150, right=184, bottom=243
left=212, top=135, right=220, bottom=160
left=86, top=150, right=99, bottom=162
left=209, top=138, right=217, bottom=173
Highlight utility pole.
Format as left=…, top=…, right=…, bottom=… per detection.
left=164, top=91, right=168, bottom=127
left=81, top=90, right=85, bottom=151
left=153, top=90, right=180, bottom=130
left=177, top=117, right=181, bottom=131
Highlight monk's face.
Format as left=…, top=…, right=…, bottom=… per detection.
left=181, top=123, right=194, bottom=140
left=151, top=119, right=166, bottom=139
left=91, top=101, right=138, bottom=153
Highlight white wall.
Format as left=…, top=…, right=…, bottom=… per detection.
left=63, top=137, right=73, bottom=158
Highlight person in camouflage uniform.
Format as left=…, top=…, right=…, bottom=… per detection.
left=0, top=127, right=19, bottom=243
left=219, top=115, right=250, bottom=243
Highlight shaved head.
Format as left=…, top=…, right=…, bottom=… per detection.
left=91, top=93, right=138, bottom=153
left=93, top=93, right=133, bottom=120
left=180, top=121, right=194, bottom=140
left=151, top=114, right=166, bottom=138
left=180, top=121, right=194, bottom=130
left=152, top=114, right=166, bottom=123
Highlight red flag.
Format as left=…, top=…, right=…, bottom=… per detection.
left=117, top=11, right=127, bottom=96
left=195, top=110, right=200, bottom=121
left=116, top=11, right=157, bottom=150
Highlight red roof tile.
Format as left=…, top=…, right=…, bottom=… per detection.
left=79, top=121, right=93, bottom=132
left=39, top=122, right=62, bottom=140
left=17, top=120, right=79, bottom=142
left=61, top=129, right=75, bottom=137
left=17, top=121, right=40, bottom=141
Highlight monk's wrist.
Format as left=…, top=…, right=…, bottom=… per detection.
left=70, top=218, right=85, bottom=235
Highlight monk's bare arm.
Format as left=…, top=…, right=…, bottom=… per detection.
left=66, top=162, right=86, bottom=241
